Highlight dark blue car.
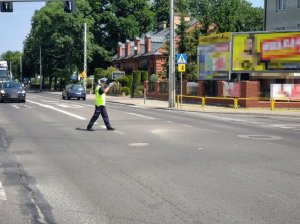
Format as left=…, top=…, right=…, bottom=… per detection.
left=0, top=81, right=26, bottom=103
left=62, top=84, right=86, bottom=100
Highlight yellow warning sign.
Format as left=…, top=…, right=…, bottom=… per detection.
left=178, top=64, right=186, bottom=72
left=80, top=71, right=86, bottom=78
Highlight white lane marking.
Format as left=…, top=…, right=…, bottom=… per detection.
left=27, top=100, right=86, bottom=120
left=41, top=100, right=59, bottom=103
left=56, top=104, right=83, bottom=109
left=183, top=124, right=192, bottom=127
left=127, top=112, right=155, bottom=120
left=0, top=181, right=7, bottom=201
left=11, top=105, right=31, bottom=109
left=100, top=125, right=124, bottom=134
left=166, top=121, right=174, bottom=123
left=197, top=147, right=204, bottom=150
left=129, top=143, right=149, bottom=147
left=268, top=124, right=296, bottom=129
left=1, top=135, right=8, bottom=148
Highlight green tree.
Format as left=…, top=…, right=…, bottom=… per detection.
left=176, top=14, right=189, bottom=54
left=189, top=0, right=263, bottom=33
left=23, top=0, right=95, bottom=88
left=1, top=51, right=22, bottom=81
left=88, top=0, right=155, bottom=55
left=152, top=0, right=169, bottom=28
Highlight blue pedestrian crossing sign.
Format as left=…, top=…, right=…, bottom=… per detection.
left=176, top=53, right=187, bottom=64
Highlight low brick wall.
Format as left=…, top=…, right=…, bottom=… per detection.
left=144, top=80, right=300, bottom=109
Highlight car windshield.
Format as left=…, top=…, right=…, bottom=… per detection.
left=0, top=70, right=8, bottom=77
left=1, top=82, right=22, bottom=89
left=72, top=85, right=84, bottom=91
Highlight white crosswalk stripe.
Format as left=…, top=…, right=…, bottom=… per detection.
left=0, top=181, right=7, bottom=201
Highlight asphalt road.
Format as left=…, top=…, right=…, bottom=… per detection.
left=0, top=92, right=300, bottom=224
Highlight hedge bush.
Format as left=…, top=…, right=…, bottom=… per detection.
left=121, top=86, right=131, bottom=95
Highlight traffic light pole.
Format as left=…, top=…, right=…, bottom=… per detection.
left=0, top=0, right=75, bottom=13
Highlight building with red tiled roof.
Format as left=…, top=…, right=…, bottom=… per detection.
left=111, top=19, right=199, bottom=76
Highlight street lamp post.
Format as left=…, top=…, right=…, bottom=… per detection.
left=168, top=0, right=175, bottom=108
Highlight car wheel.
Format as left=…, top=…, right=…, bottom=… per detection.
left=77, top=97, right=80, bottom=100
left=67, top=95, right=70, bottom=100
left=83, top=97, right=86, bottom=100
left=62, top=95, right=65, bottom=100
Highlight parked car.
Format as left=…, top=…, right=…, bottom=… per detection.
left=0, top=81, right=26, bottom=103
left=62, top=84, right=86, bottom=100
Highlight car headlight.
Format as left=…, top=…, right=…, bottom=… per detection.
left=22, top=90, right=26, bottom=94
left=0, top=90, right=5, bottom=94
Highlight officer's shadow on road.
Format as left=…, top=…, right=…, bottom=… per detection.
left=75, top=127, right=104, bottom=131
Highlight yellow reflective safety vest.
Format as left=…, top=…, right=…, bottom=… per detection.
left=95, top=85, right=106, bottom=106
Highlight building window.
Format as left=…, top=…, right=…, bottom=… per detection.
left=298, top=24, right=300, bottom=29
left=275, top=27, right=285, bottom=30
left=298, top=0, right=300, bottom=7
left=276, top=0, right=286, bottom=11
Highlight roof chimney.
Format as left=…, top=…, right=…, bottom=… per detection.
left=158, top=21, right=167, bottom=30
left=117, top=42, right=123, bottom=58
left=145, top=35, right=151, bottom=53
left=125, top=40, right=131, bottom=57
left=134, top=37, right=141, bottom=55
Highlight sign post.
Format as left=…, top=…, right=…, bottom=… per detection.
left=111, top=71, right=125, bottom=80
left=177, top=54, right=187, bottom=107
left=89, top=75, right=94, bottom=94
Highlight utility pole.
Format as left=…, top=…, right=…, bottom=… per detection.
left=20, top=55, right=22, bottom=83
left=168, top=0, right=175, bottom=108
left=39, top=45, right=42, bottom=92
left=9, top=61, right=12, bottom=81
left=83, top=22, right=87, bottom=91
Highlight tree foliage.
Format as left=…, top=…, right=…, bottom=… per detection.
left=1, top=51, right=22, bottom=80
left=4, top=0, right=263, bottom=85
left=152, top=0, right=169, bottom=28
left=23, top=0, right=95, bottom=86
left=189, top=0, right=263, bottom=34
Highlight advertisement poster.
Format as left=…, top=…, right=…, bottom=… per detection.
left=198, top=37, right=230, bottom=80
left=270, top=84, right=300, bottom=100
left=232, top=32, right=300, bottom=72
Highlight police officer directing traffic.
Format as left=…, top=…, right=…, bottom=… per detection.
left=87, top=78, right=115, bottom=131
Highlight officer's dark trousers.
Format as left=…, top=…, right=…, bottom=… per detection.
left=87, top=105, right=111, bottom=129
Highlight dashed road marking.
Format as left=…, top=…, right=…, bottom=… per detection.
left=129, top=143, right=149, bottom=147
left=127, top=112, right=155, bottom=120
left=11, top=105, right=31, bottom=109
left=0, top=181, right=7, bottom=201
left=27, top=100, right=86, bottom=120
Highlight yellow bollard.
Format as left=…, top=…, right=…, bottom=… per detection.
left=201, top=97, right=205, bottom=109
left=234, top=98, right=238, bottom=110
left=270, top=99, right=275, bottom=111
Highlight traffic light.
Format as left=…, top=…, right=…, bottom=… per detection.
left=0, top=2, right=13, bottom=12
left=64, top=0, right=75, bottom=13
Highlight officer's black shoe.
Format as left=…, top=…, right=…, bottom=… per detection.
left=107, top=127, right=115, bottom=131
left=87, top=127, right=95, bottom=131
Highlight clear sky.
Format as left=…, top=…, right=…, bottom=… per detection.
left=0, top=0, right=264, bottom=55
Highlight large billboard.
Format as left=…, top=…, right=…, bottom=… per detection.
left=232, top=32, right=300, bottom=72
left=198, top=33, right=230, bottom=80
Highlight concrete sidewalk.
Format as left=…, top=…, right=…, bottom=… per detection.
left=43, top=91, right=300, bottom=117
left=104, top=95, right=300, bottom=117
